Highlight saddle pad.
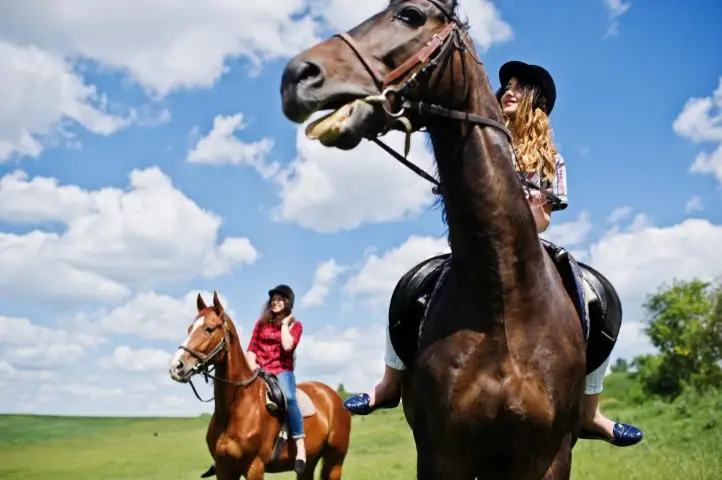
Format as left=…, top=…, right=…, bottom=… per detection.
left=296, top=388, right=316, bottom=418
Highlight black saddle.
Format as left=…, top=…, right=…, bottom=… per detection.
left=388, top=241, right=623, bottom=375
left=260, top=370, right=288, bottom=415
left=259, top=371, right=292, bottom=463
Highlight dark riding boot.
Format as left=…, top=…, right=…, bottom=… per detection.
left=342, top=393, right=400, bottom=415
left=200, top=464, right=216, bottom=478
left=580, top=422, right=644, bottom=447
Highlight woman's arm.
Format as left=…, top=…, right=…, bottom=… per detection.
left=281, top=316, right=303, bottom=352
left=537, top=153, right=570, bottom=232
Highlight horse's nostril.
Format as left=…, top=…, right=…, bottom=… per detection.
left=298, top=61, right=323, bottom=85
left=283, top=57, right=325, bottom=89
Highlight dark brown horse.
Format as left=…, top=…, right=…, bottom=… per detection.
left=279, top=1, right=586, bottom=478
left=169, top=291, right=352, bottom=480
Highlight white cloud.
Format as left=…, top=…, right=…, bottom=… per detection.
left=0, top=167, right=259, bottom=307
left=346, top=234, right=450, bottom=308
left=295, top=324, right=386, bottom=393
left=606, top=206, right=632, bottom=223
left=186, top=114, right=278, bottom=178
left=0, top=315, right=105, bottom=369
left=0, top=41, right=137, bottom=162
left=542, top=210, right=593, bottom=246
left=602, top=0, right=632, bottom=38
left=686, top=196, right=704, bottom=213
left=673, top=76, right=722, bottom=185
left=75, top=290, right=239, bottom=342
left=0, top=368, right=211, bottom=416
left=300, top=259, right=348, bottom=307
left=0, top=1, right=321, bottom=98
left=271, top=128, right=438, bottom=232
left=98, top=345, right=173, bottom=372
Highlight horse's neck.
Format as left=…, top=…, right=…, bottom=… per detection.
left=426, top=67, right=545, bottom=306
left=213, top=330, right=258, bottom=417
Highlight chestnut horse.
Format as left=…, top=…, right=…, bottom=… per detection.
left=279, top=1, right=587, bottom=478
left=169, top=292, right=351, bottom=480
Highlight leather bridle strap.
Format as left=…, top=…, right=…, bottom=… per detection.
left=334, top=33, right=385, bottom=91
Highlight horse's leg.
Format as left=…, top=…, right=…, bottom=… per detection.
left=244, top=457, right=266, bottom=480
left=214, top=462, right=242, bottom=480
left=319, top=447, right=346, bottom=480
left=412, top=403, right=453, bottom=480
left=297, top=456, right=320, bottom=480
left=542, top=434, right=573, bottom=480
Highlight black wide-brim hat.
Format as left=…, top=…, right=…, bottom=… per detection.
left=498, top=61, right=556, bottom=115
left=269, top=284, right=295, bottom=309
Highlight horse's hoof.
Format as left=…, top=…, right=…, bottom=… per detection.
left=342, top=393, right=399, bottom=415
left=580, top=422, right=644, bottom=447
left=200, top=464, right=216, bottom=477
left=294, top=459, right=306, bottom=474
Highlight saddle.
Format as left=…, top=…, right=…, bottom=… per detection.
left=387, top=240, right=623, bottom=375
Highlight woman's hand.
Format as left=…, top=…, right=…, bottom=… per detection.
left=281, top=314, right=295, bottom=326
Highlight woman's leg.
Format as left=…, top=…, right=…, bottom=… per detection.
left=342, top=327, right=405, bottom=415
left=276, top=371, right=307, bottom=472
left=580, top=356, right=643, bottom=447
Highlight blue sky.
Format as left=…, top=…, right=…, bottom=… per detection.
left=1, top=0, right=721, bottom=416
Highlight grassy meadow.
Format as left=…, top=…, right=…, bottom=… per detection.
left=1, top=374, right=720, bottom=479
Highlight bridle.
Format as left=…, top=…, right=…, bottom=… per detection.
left=331, top=0, right=563, bottom=206
left=178, top=311, right=260, bottom=403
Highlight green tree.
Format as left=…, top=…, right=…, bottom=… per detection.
left=610, top=357, right=629, bottom=373
left=636, top=278, right=722, bottom=399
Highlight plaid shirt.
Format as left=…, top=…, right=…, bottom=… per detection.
left=247, top=320, right=303, bottom=374
left=522, top=153, right=569, bottom=212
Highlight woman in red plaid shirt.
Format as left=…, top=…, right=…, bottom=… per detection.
left=246, top=284, right=306, bottom=473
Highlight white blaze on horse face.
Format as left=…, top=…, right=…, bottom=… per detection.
left=169, top=317, right=204, bottom=382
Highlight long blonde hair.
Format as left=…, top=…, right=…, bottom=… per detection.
left=499, top=85, right=558, bottom=181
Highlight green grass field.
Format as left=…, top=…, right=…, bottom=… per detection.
left=1, top=374, right=720, bottom=479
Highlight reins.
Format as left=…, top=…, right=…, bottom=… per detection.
left=332, top=0, right=563, bottom=207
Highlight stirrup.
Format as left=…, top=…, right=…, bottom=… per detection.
left=265, top=390, right=278, bottom=411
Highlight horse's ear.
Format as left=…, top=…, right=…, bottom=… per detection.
left=212, top=290, right=225, bottom=315
left=197, top=293, right=207, bottom=312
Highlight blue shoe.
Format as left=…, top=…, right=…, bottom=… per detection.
left=580, top=422, right=644, bottom=447
left=342, top=393, right=400, bottom=415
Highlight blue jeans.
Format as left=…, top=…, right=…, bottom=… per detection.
left=276, top=371, right=305, bottom=439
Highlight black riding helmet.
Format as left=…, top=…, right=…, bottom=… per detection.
left=496, top=60, right=557, bottom=115
left=268, top=284, right=295, bottom=309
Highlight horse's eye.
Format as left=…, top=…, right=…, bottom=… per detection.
left=396, top=6, right=426, bottom=27
left=205, top=327, right=214, bottom=334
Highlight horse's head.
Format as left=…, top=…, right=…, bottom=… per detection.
left=169, top=291, right=236, bottom=383
left=280, top=0, right=492, bottom=151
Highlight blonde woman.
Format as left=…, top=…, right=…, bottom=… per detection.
left=342, top=61, right=643, bottom=448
